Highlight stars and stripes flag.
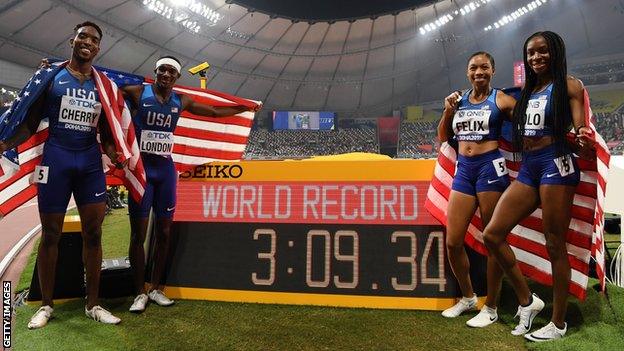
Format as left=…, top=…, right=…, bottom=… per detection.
left=0, top=63, right=259, bottom=218
left=424, top=88, right=610, bottom=300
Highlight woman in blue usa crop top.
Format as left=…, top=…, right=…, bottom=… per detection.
left=482, top=31, right=593, bottom=342
left=437, top=52, right=516, bottom=327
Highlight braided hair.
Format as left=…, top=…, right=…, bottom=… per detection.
left=512, top=31, right=571, bottom=156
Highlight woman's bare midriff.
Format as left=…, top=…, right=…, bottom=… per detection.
left=458, top=140, right=499, bottom=156
left=523, top=136, right=554, bottom=151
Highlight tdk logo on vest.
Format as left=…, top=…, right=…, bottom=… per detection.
left=68, top=98, right=97, bottom=109
left=146, top=131, right=172, bottom=140
left=146, top=111, right=172, bottom=128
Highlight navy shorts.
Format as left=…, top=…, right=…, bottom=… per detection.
left=128, top=154, right=177, bottom=219
left=516, top=144, right=580, bottom=188
left=451, top=149, right=510, bottom=196
left=36, top=143, right=106, bottom=213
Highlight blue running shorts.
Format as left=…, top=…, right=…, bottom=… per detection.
left=36, top=143, right=106, bottom=213
left=128, top=154, right=177, bottom=219
left=451, top=149, right=511, bottom=196
left=516, top=144, right=580, bottom=188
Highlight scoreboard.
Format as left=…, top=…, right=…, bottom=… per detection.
left=272, top=111, right=335, bottom=130
left=162, top=156, right=486, bottom=310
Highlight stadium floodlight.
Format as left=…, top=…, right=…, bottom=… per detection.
left=140, top=0, right=222, bottom=34
left=419, top=0, right=493, bottom=36
left=483, top=0, right=549, bottom=31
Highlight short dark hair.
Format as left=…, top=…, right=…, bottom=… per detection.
left=467, top=51, right=495, bottom=70
left=74, top=21, right=103, bottom=39
left=157, top=55, right=181, bottom=65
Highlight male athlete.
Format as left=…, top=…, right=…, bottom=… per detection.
left=122, top=56, right=258, bottom=312
left=0, top=22, right=124, bottom=328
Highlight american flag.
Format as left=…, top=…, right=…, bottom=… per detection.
left=0, top=63, right=259, bottom=218
left=424, top=88, right=610, bottom=300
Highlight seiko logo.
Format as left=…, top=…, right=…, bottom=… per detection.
left=180, top=165, right=243, bottom=179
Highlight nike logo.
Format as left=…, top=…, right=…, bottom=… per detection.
left=487, top=179, right=499, bottom=184
left=546, top=173, right=558, bottom=178
left=490, top=316, right=497, bottom=321
left=166, top=206, right=175, bottom=212
left=58, top=80, right=70, bottom=85
left=95, top=191, right=106, bottom=197
left=143, top=103, right=154, bottom=107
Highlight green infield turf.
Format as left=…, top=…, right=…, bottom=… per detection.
left=11, top=209, right=624, bottom=350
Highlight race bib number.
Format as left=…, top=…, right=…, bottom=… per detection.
left=33, top=165, right=49, bottom=184
left=524, top=98, right=546, bottom=135
left=492, top=157, right=508, bottom=177
left=140, top=130, right=174, bottom=155
left=59, top=95, right=101, bottom=132
left=553, top=154, right=575, bottom=177
left=452, top=109, right=491, bottom=141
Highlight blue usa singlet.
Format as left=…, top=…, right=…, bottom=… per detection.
left=44, top=68, right=102, bottom=150
left=128, top=85, right=182, bottom=219
left=523, top=83, right=554, bottom=137
left=133, top=85, right=181, bottom=157
left=452, top=88, right=505, bottom=142
left=37, top=68, right=106, bottom=213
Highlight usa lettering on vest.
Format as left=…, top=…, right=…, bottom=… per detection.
left=140, top=130, right=174, bottom=155
left=146, top=111, right=172, bottom=128
left=452, top=109, right=491, bottom=141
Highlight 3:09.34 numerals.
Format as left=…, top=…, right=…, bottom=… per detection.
left=251, top=228, right=447, bottom=292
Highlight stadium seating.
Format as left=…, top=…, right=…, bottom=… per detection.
left=243, top=128, right=380, bottom=159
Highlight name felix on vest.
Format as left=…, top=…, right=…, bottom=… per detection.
left=455, top=110, right=488, bottom=133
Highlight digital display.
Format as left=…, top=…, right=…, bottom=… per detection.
left=168, top=223, right=453, bottom=297
left=272, top=111, right=335, bottom=130
left=165, top=159, right=486, bottom=309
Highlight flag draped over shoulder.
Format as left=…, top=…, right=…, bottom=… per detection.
left=0, top=63, right=259, bottom=218
left=143, top=78, right=259, bottom=171
left=424, top=88, right=610, bottom=300
left=0, top=62, right=146, bottom=217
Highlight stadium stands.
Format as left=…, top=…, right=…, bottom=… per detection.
left=396, top=121, right=439, bottom=159
left=243, top=128, right=380, bottom=159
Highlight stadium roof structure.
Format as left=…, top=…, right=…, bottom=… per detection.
left=228, top=0, right=436, bottom=22
left=0, top=0, right=623, bottom=117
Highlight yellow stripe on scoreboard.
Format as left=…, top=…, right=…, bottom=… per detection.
left=162, top=286, right=486, bottom=311
left=180, top=153, right=436, bottom=182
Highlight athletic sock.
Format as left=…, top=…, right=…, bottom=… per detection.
left=521, top=294, right=533, bottom=307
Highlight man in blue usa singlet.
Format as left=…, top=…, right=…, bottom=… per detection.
left=120, top=56, right=258, bottom=313
left=0, top=22, right=122, bottom=328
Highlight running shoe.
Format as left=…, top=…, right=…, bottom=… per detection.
left=441, top=294, right=477, bottom=318
left=466, top=305, right=498, bottom=327
left=148, top=289, right=174, bottom=306
left=27, top=305, right=53, bottom=329
left=129, top=294, right=149, bottom=313
left=525, top=322, right=567, bottom=342
left=85, top=305, right=121, bottom=324
left=511, top=293, right=544, bottom=335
